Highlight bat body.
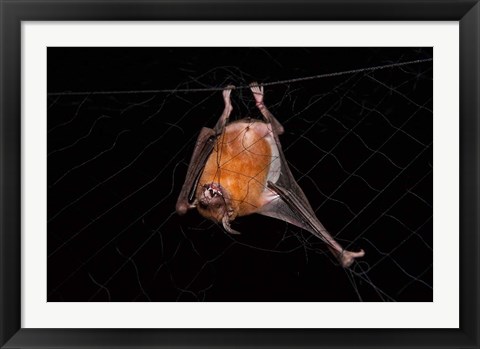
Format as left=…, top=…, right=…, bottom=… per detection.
left=176, top=84, right=364, bottom=268
left=197, top=119, right=279, bottom=222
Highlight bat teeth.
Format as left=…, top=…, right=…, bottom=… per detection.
left=205, top=183, right=223, bottom=198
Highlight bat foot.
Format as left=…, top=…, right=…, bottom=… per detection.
left=249, top=82, right=265, bottom=107
left=338, top=249, right=365, bottom=268
left=223, top=85, right=235, bottom=98
left=223, top=85, right=234, bottom=114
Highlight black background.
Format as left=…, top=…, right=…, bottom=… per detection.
left=47, top=47, right=433, bottom=302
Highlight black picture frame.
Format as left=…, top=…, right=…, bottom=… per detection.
left=1, top=0, right=478, bottom=348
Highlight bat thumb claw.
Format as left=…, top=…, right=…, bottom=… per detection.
left=176, top=202, right=189, bottom=215
left=338, top=249, right=365, bottom=268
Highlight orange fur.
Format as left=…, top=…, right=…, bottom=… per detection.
left=197, top=121, right=272, bottom=221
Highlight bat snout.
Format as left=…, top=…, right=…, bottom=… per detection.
left=195, top=182, right=233, bottom=224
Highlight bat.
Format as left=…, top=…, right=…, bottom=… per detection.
left=176, top=83, right=365, bottom=268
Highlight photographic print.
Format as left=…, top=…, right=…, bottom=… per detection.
left=47, top=47, right=433, bottom=302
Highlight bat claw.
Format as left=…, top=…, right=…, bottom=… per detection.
left=223, top=85, right=234, bottom=99
left=338, top=249, right=365, bottom=268
left=250, top=82, right=265, bottom=107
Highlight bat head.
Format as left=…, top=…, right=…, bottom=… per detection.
left=196, top=182, right=232, bottom=223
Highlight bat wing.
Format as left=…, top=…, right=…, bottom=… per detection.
left=257, top=137, right=331, bottom=243
left=176, top=127, right=216, bottom=215
left=258, top=149, right=365, bottom=268
left=257, top=121, right=364, bottom=268
left=177, top=86, right=234, bottom=216
left=250, top=82, right=336, bottom=244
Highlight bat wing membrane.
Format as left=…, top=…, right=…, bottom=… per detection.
left=257, top=116, right=364, bottom=267
left=262, top=181, right=332, bottom=246
left=257, top=141, right=333, bottom=249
